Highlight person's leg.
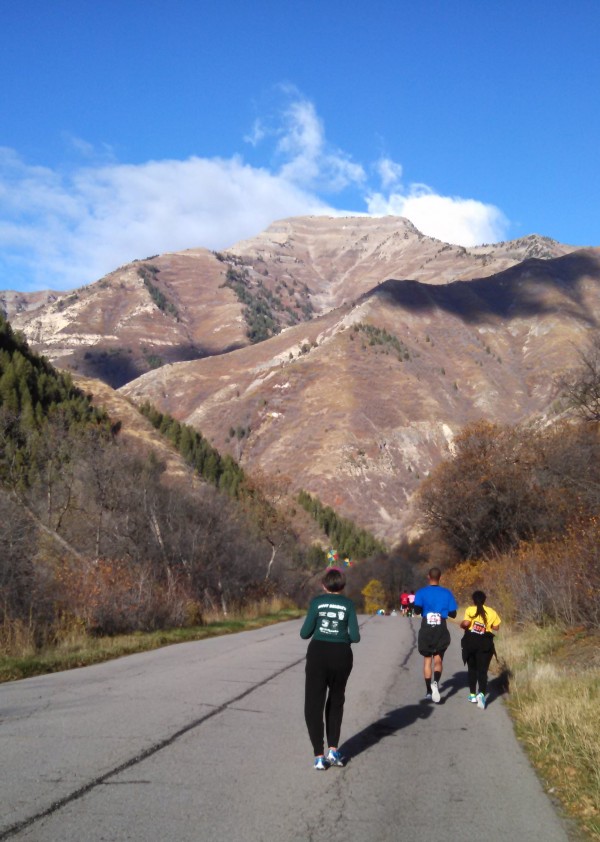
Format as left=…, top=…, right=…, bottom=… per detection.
left=433, top=651, right=444, bottom=683
left=431, top=650, right=445, bottom=702
left=304, top=642, right=329, bottom=757
left=476, top=650, right=493, bottom=695
left=466, top=651, right=478, bottom=695
left=324, top=645, right=353, bottom=750
left=423, top=654, right=433, bottom=680
left=422, top=654, right=433, bottom=694
left=418, top=626, right=435, bottom=696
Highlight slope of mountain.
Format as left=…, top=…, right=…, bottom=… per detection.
left=1, top=216, right=577, bottom=388
left=1, top=250, right=248, bottom=387
left=2, top=215, right=595, bottom=545
left=120, top=246, right=600, bottom=544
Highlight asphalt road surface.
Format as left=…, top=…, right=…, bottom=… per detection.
left=0, top=616, right=574, bottom=841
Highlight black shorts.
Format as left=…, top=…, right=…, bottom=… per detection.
left=461, top=630, right=496, bottom=663
left=418, top=621, right=451, bottom=657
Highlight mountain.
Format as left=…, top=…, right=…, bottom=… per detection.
left=1, top=216, right=575, bottom=388
left=0, top=249, right=249, bottom=388
left=2, top=216, right=596, bottom=545
left=226, top=215, right=575, bottom=304
left=120, top=245, right=600, bottom=544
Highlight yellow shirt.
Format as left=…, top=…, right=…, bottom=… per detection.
left=463, top=605, right=501, bottom=634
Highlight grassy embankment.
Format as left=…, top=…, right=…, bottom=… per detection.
left=497, top=624, right=599, bottom=840
left=0, top=599, right=303, bottom=683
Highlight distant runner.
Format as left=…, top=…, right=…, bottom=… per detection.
left=460, top=590, right=501, bottom=709
left=400, top=591, right=410, bottom=615
left=300, top=567, right=361, bottom=769
left=413, top=568, right=457, bottom=703
left=407, top=590, right=415, bottom=618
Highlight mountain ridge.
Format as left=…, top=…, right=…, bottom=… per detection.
left=119, top=243, right=600, bottom=543
left=1, top=216, right=578, bottom=389
left=2, top=215, right=597, bottom=545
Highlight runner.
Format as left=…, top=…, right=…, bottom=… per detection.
left=460, top=590, right=501, bottom=709
left=413, top=567, right=457, bottom=703
left=300, top=567, right=361, bottom=769
left=407, top=590, right=415, bottom=618
left=400, top=591, right=409, bottom=615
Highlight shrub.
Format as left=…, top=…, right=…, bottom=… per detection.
left=362, top=579, right=386, bottom=613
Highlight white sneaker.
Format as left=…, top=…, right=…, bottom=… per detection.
left=476, top=692, right=486, bottom=710
left=431, top=681, right=441, bottom=703
left=326, top=748, right=344, bottom=767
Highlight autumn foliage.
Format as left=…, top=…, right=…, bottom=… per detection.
left=55, top=558, right=198, bottom=636
left=418, top=418, right=600, bottom=627
left=361, top=579, right=387, bottom=614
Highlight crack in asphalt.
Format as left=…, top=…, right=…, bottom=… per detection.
left=0, top=654, right=307, bottom=840
left=2, top=617, right=376, bottom=840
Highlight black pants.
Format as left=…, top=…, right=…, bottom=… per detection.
left=466, top=649, right=493, bottom=694
left=304, top=639, right=353, bottom=755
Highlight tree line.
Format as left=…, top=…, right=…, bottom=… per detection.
left=0, top=315, right=309, bottom=648
left=297, top=489, right=386, bottom=559
left=139, top=402, right=246, bottom=498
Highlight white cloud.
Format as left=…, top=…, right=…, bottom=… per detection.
left=243, top=119, right=266, bottom=147
left=277, top=98, right=365, bottom=191
left=376, top=157, right=403, bottom=190
left=366, top=184, right=508, bottom=246
left=0, top=94, right=509, bottom=292
left=61, top=133, right=116, bottom=162
left=0, top=151, right=331, bottom=290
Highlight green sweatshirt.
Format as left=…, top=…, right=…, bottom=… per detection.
left=300, top=593, right=360, bottom=643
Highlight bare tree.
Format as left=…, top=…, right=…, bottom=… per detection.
left=558, top=335, right=600, bottom=421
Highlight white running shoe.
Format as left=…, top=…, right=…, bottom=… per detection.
left=326, top=748, right=345, bottom=767
left=476, top=692, right=486, bottom=710
left=314, top=756, right=328, bottom=770
left=431, top=681, right=441, bottom=703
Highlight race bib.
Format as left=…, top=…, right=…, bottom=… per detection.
left=471, top=621, right=485, bottom=635
left=426, top=612, right=442, bottom=626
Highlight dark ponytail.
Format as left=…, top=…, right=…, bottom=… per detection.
left=472, top=590, right=488, bottom=626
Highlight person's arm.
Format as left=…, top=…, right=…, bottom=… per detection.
left=448, top=610, right=457, bottom=619
left=348, top=603, right=361, bottom=643
left=413, top=604, right=422, bottom=615
left=299, top=601, right=318, bottom=639
left=460, top=619, right=471, bottom=629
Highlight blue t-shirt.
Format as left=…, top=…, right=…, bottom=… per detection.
left=413, top=584, right=457, bottom=619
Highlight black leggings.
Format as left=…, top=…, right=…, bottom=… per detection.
left=466, top=649, right=493, bottom=695
left=304, top=639, right=353, bottom=755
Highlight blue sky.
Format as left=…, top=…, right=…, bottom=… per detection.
left=2, top=0, right=599, bottom=291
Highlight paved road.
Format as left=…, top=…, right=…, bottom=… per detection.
left=0, top=616, right=573, bottom=841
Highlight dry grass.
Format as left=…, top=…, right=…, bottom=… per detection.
left=0, top=598, right=303, bottom=683
left=500, top=625, right=600, bottom=840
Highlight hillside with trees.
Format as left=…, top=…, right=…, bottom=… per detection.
left=0, top=314, right=348, bottom=652
left=412, top=340, right=600, bottom=628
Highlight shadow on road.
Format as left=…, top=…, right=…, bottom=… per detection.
left=439, top=666, right=510, bottom=707
left=437, top=669, right=470, bottom=703
left=487, top=667, right=511, bottom=706
left=340, top=702, right=434, bottom=763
